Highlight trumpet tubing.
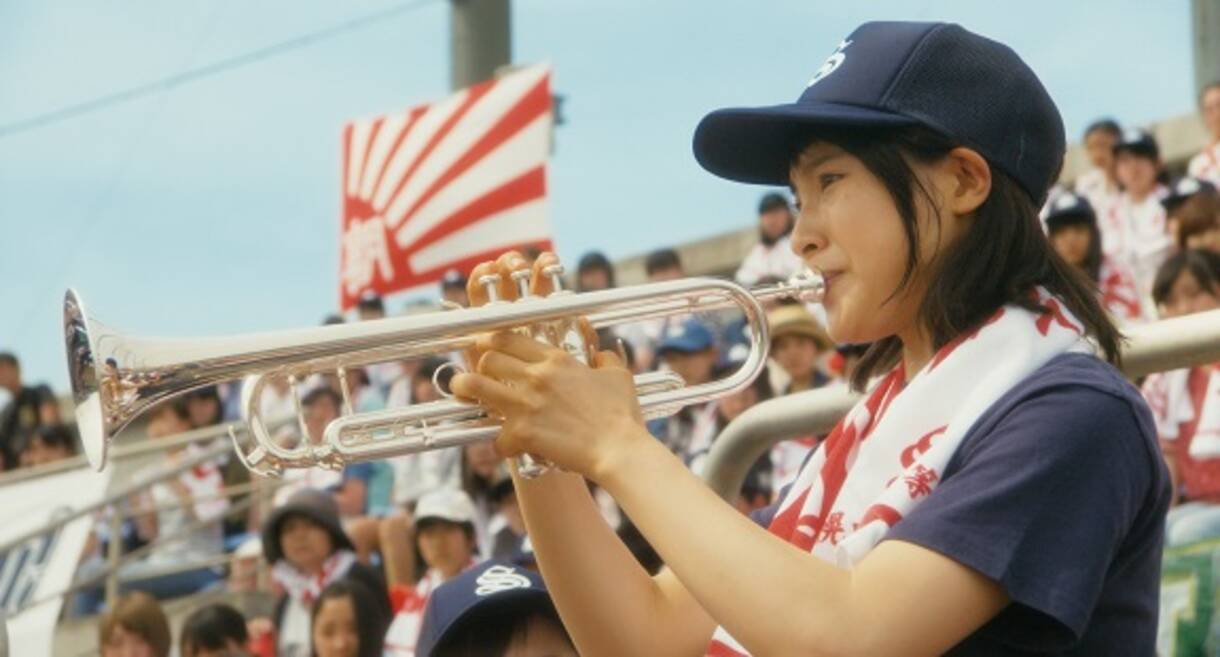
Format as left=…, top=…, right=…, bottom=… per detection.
left=64, top=266, right=824, bottom=474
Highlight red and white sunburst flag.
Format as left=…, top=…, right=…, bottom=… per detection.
left=338, top=63, right=554, bottom=309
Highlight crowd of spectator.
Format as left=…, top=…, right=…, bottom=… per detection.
left=3, top=81, right=1220, bottom=656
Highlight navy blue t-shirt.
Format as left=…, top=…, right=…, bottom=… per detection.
left=751, top=353, right=1170, bottom=655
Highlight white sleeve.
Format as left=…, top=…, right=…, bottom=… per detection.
left=735, top=244, right=766, bottom=285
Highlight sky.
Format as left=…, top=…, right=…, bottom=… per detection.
left=0, top=0, right=1199, bottom=392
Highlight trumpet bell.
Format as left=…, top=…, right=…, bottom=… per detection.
left=64, top=289, right=111, bottom=470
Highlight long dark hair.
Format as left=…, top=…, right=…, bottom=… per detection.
left=311, top=578, right=390, bottom=657
left=792, top=126, right=1122, bottom=391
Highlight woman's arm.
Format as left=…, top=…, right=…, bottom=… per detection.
left=511, top=466, right=715, bottom=656
left=458, top=333, right=1008, bottom=657
left=452, top=252, right=1007, bottom=656
left=598, top=432, right=1007, bottom=657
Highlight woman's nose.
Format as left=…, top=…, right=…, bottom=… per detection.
left=790, top=211, right=827, bottom=258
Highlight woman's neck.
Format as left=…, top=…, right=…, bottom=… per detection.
left=897, top=324, right=936, bottom=382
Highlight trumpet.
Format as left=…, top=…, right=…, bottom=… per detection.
left=64, top=265, right=824, bottom=476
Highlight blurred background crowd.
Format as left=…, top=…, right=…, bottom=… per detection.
left=3, top=77, right=1220, bottom=654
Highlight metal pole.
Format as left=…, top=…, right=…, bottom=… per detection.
left=104, top=510, right=121, bottom=608
left=449, top=0, right=511, bottom=90
left=1193, top=0, right=1220, bottom=97
left=702, top=308, right=1220, bottom=501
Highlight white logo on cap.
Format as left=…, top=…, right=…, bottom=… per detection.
left=666, top=324, right=686, bottom=339
left=1054, top=193, right=1078, bottom=210
left=474, top=565, right=532, bottom=596
left=1179, top=178, right=1201, bottom=195
left=807, top=39, right=852, bottom=88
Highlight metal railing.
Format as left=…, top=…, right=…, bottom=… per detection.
left=702, top=308, right=1220, bottom=500
left=0, top=422, right=294, bottom=617
left=0, top=421, right=242, bottom=486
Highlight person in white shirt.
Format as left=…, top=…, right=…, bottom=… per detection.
left=1188, top=81, right=1220, bottom=186
left=1100, top=128, right=1171, bottom=305
left=735, top=192, right=806, bottom=286
left=1073, top=119, right=1122, bottom=213
left=384, top=489, right=480, bottom=657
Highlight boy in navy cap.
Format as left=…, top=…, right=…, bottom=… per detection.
left=413, top=560, right=574, bottom=657
left=1163, top=176, right=1220, bottom=254
left=1043, top=191, right=1144, bottom=322
left=647, top=319, right=719, bottom=460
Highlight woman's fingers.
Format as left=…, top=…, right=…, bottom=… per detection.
left=494, top=251, right=531, bottom=300
left=477, top=349, right=531, bottom=382
left=449, top=371, right=521, bottom=411
left=529, top=251, right=561, bottom=296
left=477, top=331, right=558, bottom=363
left=466, top=262, right=499, bottom=307
left=592, top=349, right=626, bottom=371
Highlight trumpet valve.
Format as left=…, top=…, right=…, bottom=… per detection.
left=478, top=274, right=502, bottom=303
left=510, top=269, right=532, bottom=299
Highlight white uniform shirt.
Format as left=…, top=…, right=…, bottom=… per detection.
left=1073, top=168, right=1120, bottom=218
left=1097, top=188, right=1170, bottom=299
left=735, top=236, right=805, bottom=286
left=1188, top=141, right=1220, bottom=187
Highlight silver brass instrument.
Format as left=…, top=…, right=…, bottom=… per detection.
left=64, top=266, right=824, bottom=476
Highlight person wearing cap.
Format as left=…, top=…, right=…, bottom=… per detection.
left=768, top=304, right=833, bottom=394
left=384, top=488, right=479, bottom=657
left=1043, top=191, right=1144, bottom=323
left=258, top=488, right=388, bottom=657
left=1100, top=127, right=1171, bottom=298
left=453, top=22, right=1164, bottom=655
left=646, top=319, right=720, bottom=460
left=1163, top=176, right=1220, bottom=254
left=440, top=269, right=469, bottom=308
left=1188, top=81, right=1220, bottom=186
left=412, top=560, right=575, bottom=657
left=1072, top=118, right=1123, bottom=213
left=735, top=192, right=807, bottom=287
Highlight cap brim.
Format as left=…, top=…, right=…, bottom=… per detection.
left=693, top=102, right=917, bottom=185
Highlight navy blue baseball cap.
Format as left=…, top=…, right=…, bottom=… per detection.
left=1162, top=176, right=1217, bottom=212
left=693, top=22, right=1066, bottom=205
left=1042, top=190, right=1096, bottom=228
left=415, top=560, right=553, bottom=657
left=1113, top=127, right=1159, bottom=160
left=657, top=319, right=716, bottom=355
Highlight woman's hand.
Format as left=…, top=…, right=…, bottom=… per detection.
left=449, top=251, right=653, bottom=482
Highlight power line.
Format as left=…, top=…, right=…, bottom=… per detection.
left=0, top=0, right=442, bottom=139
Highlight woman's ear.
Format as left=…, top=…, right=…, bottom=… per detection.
left=943, top=147, right=992, bottom=215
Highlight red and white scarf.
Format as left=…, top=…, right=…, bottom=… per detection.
left=707, top=290, right=1092, bottom=656
left=272, top=549, right=357, bottom=607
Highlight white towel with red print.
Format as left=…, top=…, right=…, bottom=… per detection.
left=1099, top=257, right=1144, bottom=323
left=706, top=290, right=1093, bottom=656
left=272, top=549, right=357, bottom=608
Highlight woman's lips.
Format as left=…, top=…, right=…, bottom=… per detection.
left=820, top=271, right=843, bottom=299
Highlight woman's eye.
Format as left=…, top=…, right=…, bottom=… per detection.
left=819, top=173, right=843, bottom=189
